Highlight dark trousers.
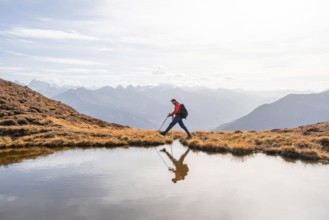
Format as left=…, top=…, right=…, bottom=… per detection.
left=164, top=116, right=191, bottom=136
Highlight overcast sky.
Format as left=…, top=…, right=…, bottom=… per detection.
left=0, top=0, right=329, bottom=90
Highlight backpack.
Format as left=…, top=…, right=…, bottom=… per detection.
left=179, top=104, right=188, bottom=119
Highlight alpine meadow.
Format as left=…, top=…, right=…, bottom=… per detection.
left=1, top=1, right=329, bottom=220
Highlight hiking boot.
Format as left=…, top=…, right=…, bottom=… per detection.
left=187, top=135, right=192, bottom=140
left=159, top=131, right=166, bottom=136
left=160, top=148, right=166, bottom=152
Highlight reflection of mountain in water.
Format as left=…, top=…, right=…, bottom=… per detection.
left=0, top=148, right=59, bottom=167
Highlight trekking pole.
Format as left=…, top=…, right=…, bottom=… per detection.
left=153, top=147, right=171, bottom=172
left=158, top=116, right=169, bottom=132
left=170, top=116, right=174, bottom=155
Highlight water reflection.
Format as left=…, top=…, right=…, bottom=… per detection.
left=160, top=148, right=190, bottom=183
left=0, top=148, right=59, bottom=167
left=0, top=142, right=329, bottom=220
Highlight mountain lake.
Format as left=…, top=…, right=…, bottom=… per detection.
left=0, top=141, right=329, bottom=220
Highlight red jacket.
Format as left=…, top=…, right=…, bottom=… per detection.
left=169, top=102, right=181, bottom=117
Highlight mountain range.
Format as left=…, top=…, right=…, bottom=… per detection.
left=27, top=79, right=320, bottom=130
left=27, top=79, right=75, bottom=98
left=217, top=90, right=329, bottom=131
left=52, top=85, right=284, bottom=130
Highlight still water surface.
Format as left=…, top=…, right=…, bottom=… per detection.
left=0, top=141, right=329, bottom=220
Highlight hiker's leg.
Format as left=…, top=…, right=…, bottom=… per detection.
left=178, top=149, right=190, bottom=163
left=164, top=117, right=179, bottom=134
left=177, top=117, right=191, bottom=136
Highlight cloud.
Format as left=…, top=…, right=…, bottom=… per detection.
left=36, top=57, right=101, bottom=65
left=36, top=67, right=109, bottom=74
left=2, top=27, right=99, bottom=41
left=151, top=66, right=167, bottom=75
left=1, top=0, right=329, bottom=90
left=6, top=50, right=101, bottom=65
left=0, top=65, right=27, bottom=72
left=86, top=46, right=115, bottom=52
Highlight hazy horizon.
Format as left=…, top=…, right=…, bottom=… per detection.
left=1, top=0, right=329, bottom=91
left=6, top=77, right=324, bottom=93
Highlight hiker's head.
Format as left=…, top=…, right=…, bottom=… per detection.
left=171, top=99, right=177, bottom=105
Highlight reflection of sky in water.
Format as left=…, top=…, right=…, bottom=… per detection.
left=13, top=152, right=100, bottom=171
left=0, top=141, right=329, bottom=220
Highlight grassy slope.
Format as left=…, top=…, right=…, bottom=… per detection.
left=0, top=79, right=176, bottom=149
left=1, top=78, right=329, bottom=163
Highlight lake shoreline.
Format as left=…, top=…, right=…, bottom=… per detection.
left=1, top=132, right=329, bottom=166
left=180, top=123, right=329, bottom=164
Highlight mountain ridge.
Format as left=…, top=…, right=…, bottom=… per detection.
left=53, top=83, right=279, bottom=130
left=217, top=90, right=329, bottom=131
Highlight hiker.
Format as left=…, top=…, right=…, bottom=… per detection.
left=160, top=148, right=190, bottom=183
left=160, top=99, right=192, bottom=139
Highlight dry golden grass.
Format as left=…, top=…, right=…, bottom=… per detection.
left=0, top=124, right=177, bottom=148
left=180, top=123, right=329, bottom=162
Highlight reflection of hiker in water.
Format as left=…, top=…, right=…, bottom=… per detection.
left=160, top=148, right=190, bottom=183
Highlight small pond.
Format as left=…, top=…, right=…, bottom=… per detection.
left=0, top=141, right=329, bottom=220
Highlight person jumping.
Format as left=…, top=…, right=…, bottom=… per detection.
left=160, top=99, right=192, bottom=139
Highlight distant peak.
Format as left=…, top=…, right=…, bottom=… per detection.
left=14, top=80, right=25, bottom=86
left=29, top=79, right=49, bottom=84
